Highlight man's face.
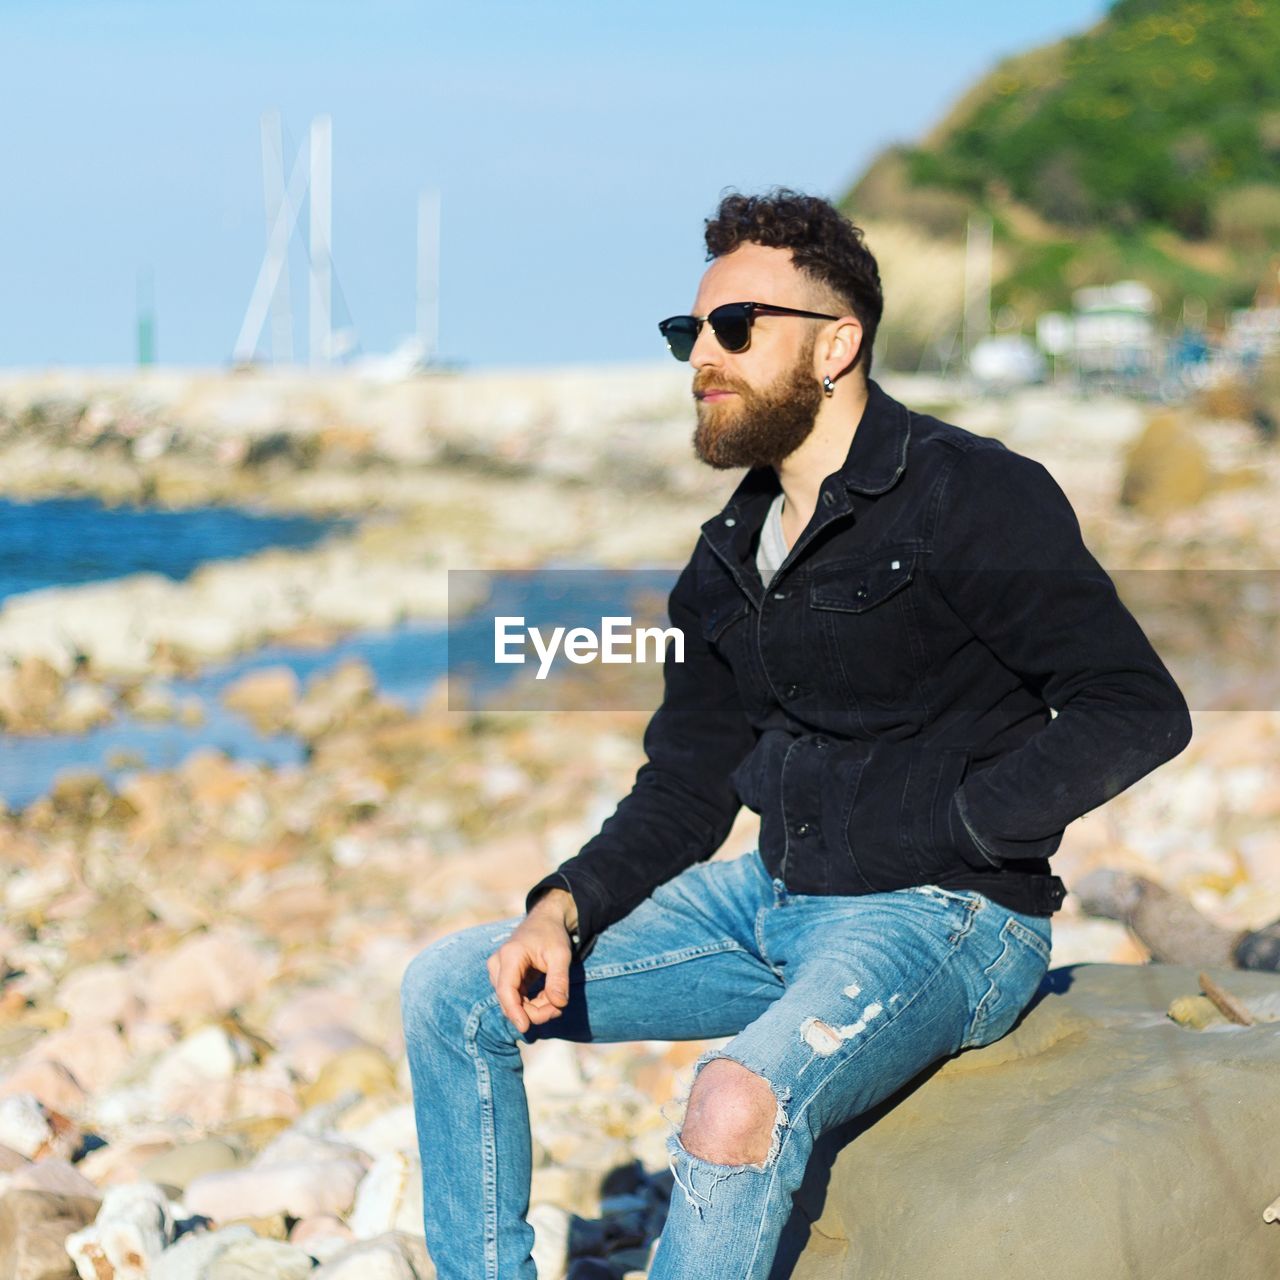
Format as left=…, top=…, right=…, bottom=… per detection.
left=688, top=243, right=827, bottom=471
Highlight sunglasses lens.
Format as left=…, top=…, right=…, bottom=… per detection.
left=708, top=305, right=751, bottom=352
left=659, top=317, right=698, bottom=362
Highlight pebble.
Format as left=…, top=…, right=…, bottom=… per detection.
left=184, top=1160, right=366, bottom=1223
left=311, top=1231, right=435, bottom=1279
left=529, top=1202, right=572, bottom=1280
left=0, top=1188, right=100, bottom=1279
left=138, top=1137, right=245, bottom=1191
left=348, top=1151, right=422, bottom=1239
left=65, top=1181, right=175, bottom=1279
left=204, top=1234, right=316, bottom=1279
left=6, top=1157, right=100, bottom=1200
left=0, top=1094, right=61, bottom=1160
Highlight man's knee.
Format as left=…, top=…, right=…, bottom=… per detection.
left=679, top=1058, right=780, bottom=1166
left=401, top=924, right=503, bottom=1030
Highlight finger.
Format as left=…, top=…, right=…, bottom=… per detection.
left=523, top=996, right=563, bottom=1025
left=540, top=946, right=571, bottom=1011
left=494, top=954, right=531, bottom=1034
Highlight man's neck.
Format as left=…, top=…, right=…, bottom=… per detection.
left=775, top=379, right=870, bottom=545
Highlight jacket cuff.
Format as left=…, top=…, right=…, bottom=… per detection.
left=525, top=871, right=597, bottom=962
left=948, top=790, right=1003, bottom=870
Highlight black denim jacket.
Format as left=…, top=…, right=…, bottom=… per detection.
left=527, top=380, right=1192, bottom=962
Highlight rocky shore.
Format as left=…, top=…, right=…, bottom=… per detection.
left=0, top=367, right=1278, bottom=1277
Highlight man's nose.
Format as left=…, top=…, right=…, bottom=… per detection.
left=689, top=319, right=723, bottom=372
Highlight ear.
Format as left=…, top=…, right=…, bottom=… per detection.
left=816, top=316, right=864, bottom=383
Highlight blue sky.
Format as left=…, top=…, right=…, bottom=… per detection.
left=1, top=0, right=1109, bottom=369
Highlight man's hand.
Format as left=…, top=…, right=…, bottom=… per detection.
left=487, top=888, right=578, bottom=1035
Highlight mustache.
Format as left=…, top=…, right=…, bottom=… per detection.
left=693, top=371, right=751, bottom=398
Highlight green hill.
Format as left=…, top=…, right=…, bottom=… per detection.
left=844, top=0, right=1280, bottom=358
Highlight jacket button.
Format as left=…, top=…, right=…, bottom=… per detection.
left=724, top=517, right=737, bottom=527
left=793, top=822, right=814, bottom=837
left=783, top=683, right=801, bottom=699
left=813, top=736, right=829, bottom=749
left=821, top=490, right=836, bottom=506
left=855, top=583, right=869, bottom=599
left=773, top=590, right=787, bottom=600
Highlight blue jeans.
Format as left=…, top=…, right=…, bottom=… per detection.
left=400, top=849, right=1052, bottom=1280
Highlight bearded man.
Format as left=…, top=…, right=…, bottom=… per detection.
left=400, top=190, right=1192, bottom=1280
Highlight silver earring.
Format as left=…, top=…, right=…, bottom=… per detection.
left=822, top=376, right=835, bottom=398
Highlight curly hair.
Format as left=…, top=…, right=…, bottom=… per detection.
left=704, top=189, right=883, bottom=379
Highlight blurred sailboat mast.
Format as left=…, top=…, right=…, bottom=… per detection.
left=309, top=116, right=333, bottom=368
left=417, top=191, right=441, bottom=364
left=260, top=110, right=294, bottom=364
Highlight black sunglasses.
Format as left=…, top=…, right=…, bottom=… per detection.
left=658, top=301, right=840, bottom=362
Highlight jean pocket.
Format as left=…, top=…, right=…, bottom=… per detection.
left=962, top=915, right=1051, bottom=1049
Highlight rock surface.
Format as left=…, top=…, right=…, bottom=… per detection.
left=790, top=963, right=1280, bottom=1280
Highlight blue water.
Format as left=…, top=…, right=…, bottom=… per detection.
left=0, top=495, right=347, bottom=604
left=0, top=622, right=450, bottom=809
left=0, top=499, right=681, bottom=809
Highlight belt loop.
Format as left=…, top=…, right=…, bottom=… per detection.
left=772, top=877, right=788, bottom=906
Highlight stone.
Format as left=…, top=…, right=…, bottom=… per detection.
left=311, top=1231, right=435, bottom=1280
left=1120, top=412, right=1213, bottom=517
left=136, top=930, right=274, bottom=1025
left=0, top=1096, right=58, bottom=1160
left=149, top=1024, right=256, bottom=1098
left=287, top=1213, right=353, bottom=1262
left=528, top=1202, right=571, bottom=1280
left=5, top=1159, right=99, bottom=1201
left=220, top=668, right=299, bottom=731
left=204, top=1234, right=314, bottom=1279
left=149, top=1225, right=257, bottom=1280
left=299, top=1047, right=397, bottom=1109
left=56, top=681, right=115, bottom=732
left=64, top=1182, right=175, bottom=1280
left=785, top=964, right=1280, bottom=1280
left=54, top=963, right=141, bottom=1028
left=138, top=1138, right=244, bottom=1192
left=25, top=1024, right=130, bottom=1096
left=348, top=1152, right=422, bottom=1239
left=0, top=1189, right=99, bottom=1280
left=184, top=1160, right=365, bottom=1223
left=0, top=1061, right=87, bottom=1117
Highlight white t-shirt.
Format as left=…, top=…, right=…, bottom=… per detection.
left=755, top=491, right=790, bottom=587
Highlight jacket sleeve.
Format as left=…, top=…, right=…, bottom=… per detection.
left=524, top=551, right=756, bottom=961
left=931, top=444, right=1192, bottom=865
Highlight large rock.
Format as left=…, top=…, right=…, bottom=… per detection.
left=787, top=963, right=1280, bottom=1280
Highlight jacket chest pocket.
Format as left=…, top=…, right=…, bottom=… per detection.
left=808, top=549, right=923, bottom=706
left=700, top=588, right=751, bottom=645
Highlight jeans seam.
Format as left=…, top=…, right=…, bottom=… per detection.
left=581, top=938, right=746, bottom=981
left=463, top=995, right=503, bottom=1280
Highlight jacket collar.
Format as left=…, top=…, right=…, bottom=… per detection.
left=835, top=377, right=911, bottom=495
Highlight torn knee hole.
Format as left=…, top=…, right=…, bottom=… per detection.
left=675, top=1055, right=789, bottom=1171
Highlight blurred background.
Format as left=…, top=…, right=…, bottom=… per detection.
left=1, top=1, right=1278, bottom=1275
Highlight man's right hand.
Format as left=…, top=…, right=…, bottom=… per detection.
left=486, top=888, right=577, bottom=1035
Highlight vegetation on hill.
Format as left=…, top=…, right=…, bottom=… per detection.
left=843, top=0, right=1280, bottom=361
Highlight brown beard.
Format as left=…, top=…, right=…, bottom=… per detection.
left=692, top=340, right=824, bottom=470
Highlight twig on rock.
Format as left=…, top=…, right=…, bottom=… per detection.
left=1197, top=972, right=1255, bottom=1026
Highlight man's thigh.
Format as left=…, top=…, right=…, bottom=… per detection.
left=680, top=886, right=1046, bottom=1139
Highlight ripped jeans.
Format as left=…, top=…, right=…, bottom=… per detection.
left=399, top=849, right=1052, bottom=1280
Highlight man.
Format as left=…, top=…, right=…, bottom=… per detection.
left=401, top=190, right=1192, bottom=1280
